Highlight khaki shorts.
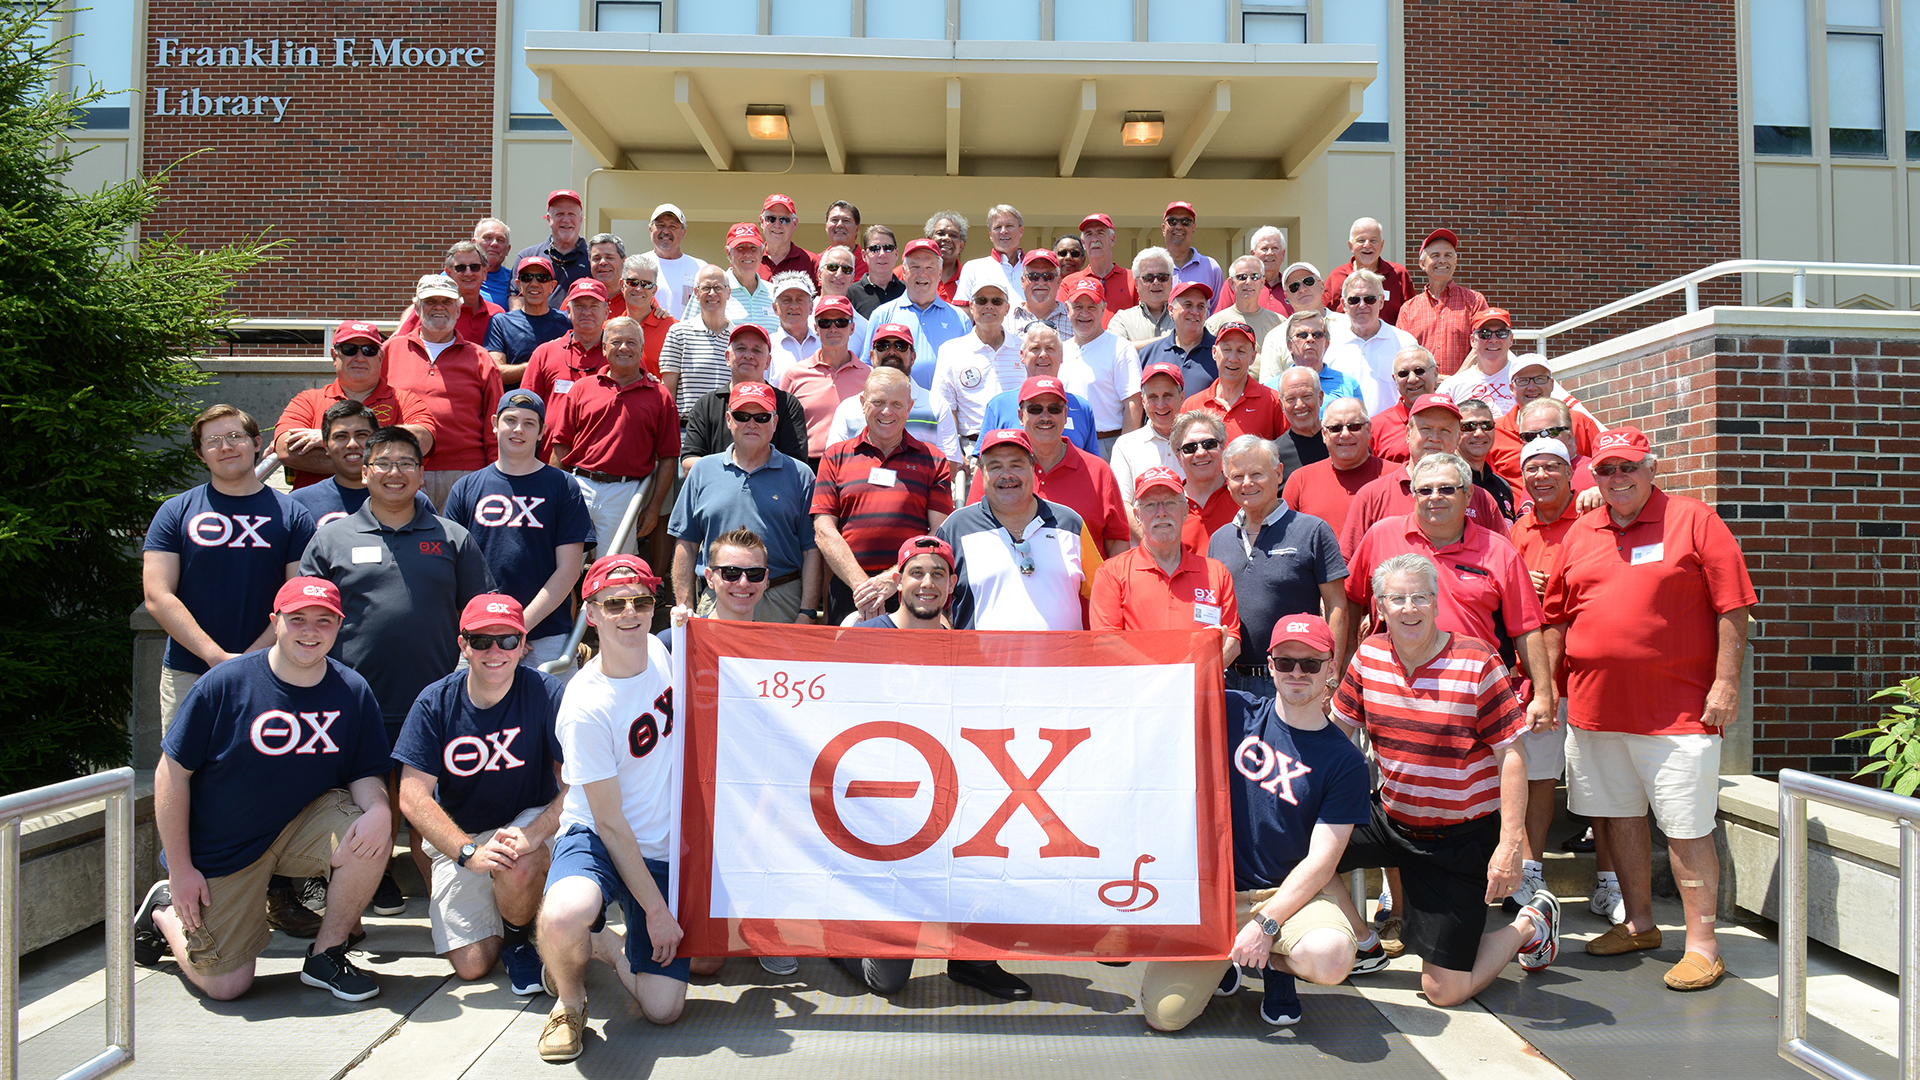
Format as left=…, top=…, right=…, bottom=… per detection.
left=157, top=667, right=200, bottom=733
left=1566, top=728, right=1720, bottom=840
left=1520, top=700, right=1569, bottom=782
left=421, top=805, right=547, bottom=954
left=181, top=789, right=363, bottom=977
left=1140, top=889, right=1354, bottom=1031
left=421, top=470, right=467, bottom=511
left=692, top=577, right=804, bottom=624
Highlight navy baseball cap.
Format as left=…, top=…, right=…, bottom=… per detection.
left=497, top=388, right=545, bottom=420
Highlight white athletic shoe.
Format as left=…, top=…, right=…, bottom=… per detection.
left=1590, top=878, right=1627, bottom=925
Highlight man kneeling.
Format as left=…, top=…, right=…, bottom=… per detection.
left=395, top=594, right=566, bottom=993
left=136, top=578, right=392, bottom=1002
left=1142, top=615, right=1367, bottom=1031
left=537, top=555, right=687, bottom=1063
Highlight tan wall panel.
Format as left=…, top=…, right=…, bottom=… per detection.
left=1752, top=163, right=1822, bottom=305
left=1323, top=149, right=1393, bottom=272
left=500, top=135, right=578, bottom=255
left=63, top=137, right=131, bottom=195
left=1829, top=166, right=1899, bottom=309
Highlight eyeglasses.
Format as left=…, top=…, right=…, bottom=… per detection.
left=1179, top=437, right=1222, bottom=455
left=335, top=343, right=380, bottom=358
left=1292, top=330, right=1327, bottom=342
left=1476, top=327, right=1512, bottom=339
left=971, top=296, right=1008, bottom=308
left=1010, top=535, right=1035, bottom=576
left=450, top=262, right=485, bottom=273
left=623, top=277, right=657, bottom=289
left=1382, top=592, right=1436, bottom=608
left=711, top=565, right=769, bottom=583
left=1324, top=422, right=1369, bottom=434
left=823, top=262, right=854, bottom=274
left=1055, top=247, right=1084, bottom=257
left=762, top=214, right=796, bottom=226
left=518, top=272, right=553, bottom=283
left=200, top=431, right=254, bottom=449
left=1231, top=272, right=1263, bottom=283
left=730, top=410, right=774, bottom=424
left=1460, top=420, right=1497, bottom=433
left=1270, top=657, right=1326, bottom=674
left=1138, top=272, right=1173, bottom=284
left=1345, top=295, right=1381, bottom=306
left=1592, top=461, right=1645, bottom=477
left=1023, top=402, right=1066, bottom=416
left=367, top=459, right=422, bottom=472
left=1165, top=217, right=1195, bottom=228
left=593, top=595, right=656, bottom=615
left=1395, top=366, right=1430, bottom=379
left=1521, top=425, right=1571, bottom=441
left=1285, top=275, right=1318, bottom=292
left=1512, top=374, right=1554, bottom=387
left=1025, top=271, right=1058, bottom=281
left=1411, top=484, right=1460, bottom=497
left=462, top=632, right=523, bottom=651
left=866, top=243, right=896, bottom=253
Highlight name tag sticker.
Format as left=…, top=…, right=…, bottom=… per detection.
left=1193, top=603, right=1222, bottom=627
left=554, top=379, right=574, bottom=394
left=868, top=467, right=897, bottom=488
left=1631, top=542, right=1664, bottom=565
left=350, top=546, right=382, bottom=564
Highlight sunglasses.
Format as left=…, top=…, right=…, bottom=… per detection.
left=462, top=632, right=523, bottom=651
left=1231, top=272, right=1263, bottom=282
left=1461, top=420, right=1497, bottom=433
left=1477, top=327, right=1512, bottom=339
left=1270, top=657, right=1326, bottom=674
left=1025, top=271, right=1059, bottom=281
left=1345, top=295, right=1381, bottom=306
left=335, top=343, right=380, bottom=358
left=1138, top=272, right=1173, bottom=284
left=816, top=317, right=853, bottom=329
left=1396, top=366, right=1430, bottom=378
left=450, top=262, right=486, bottom=273
left=762, top=214, right=797, bottom=226
left=971, top=296, right=1008, bottom=307
left=1286, top=275, right=1319, bottom=292
left=1165, top=217, right=1195, bottom=227
left=624, top=277, right=657, bottom=289
left=823, top=262, right=854, bottom=274
left=867, top=243, right=896, bottom=253
left=1023, top=402, right=1066, bottom=415
left=1292, top=330, right=1327, bottom=341
left=594, top=595, right=656, bottom=615
left=1179, top=437, right=1222, bottom=455
left=518, top=273, right=554, bottom=283
left=730, top=410, right=774, bottom=424
left=1592, top=461, right=1645, bottom=477
left=1521, top=425, right=1572, bottom=441
left=1324, top=422, right=1369, bottom=434
left=873, top=339, right=912, bottom=352
left=1412, top=484, right=1461, bottom=497
left=712, top=565, right=769, bottom=582
left=1011, top=535, right=1035, bottom=577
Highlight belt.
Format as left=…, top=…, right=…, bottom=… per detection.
left=1227, top=662, right=1270, bottom=678
left=1098, top=429, right=1122, bottom=440
left=568, top=466, right=645, bottom=485
left=768, top=570, right=801, bottom=587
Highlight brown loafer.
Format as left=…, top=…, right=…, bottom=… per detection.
left=266, top=885, right=323, bottom=938
left=1664, top=951, right=1726, bottom=991
left=1585, top=922, right=1663, bottom=955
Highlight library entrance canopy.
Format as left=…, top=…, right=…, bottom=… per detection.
left=523, top=32, right=1375, bottom=233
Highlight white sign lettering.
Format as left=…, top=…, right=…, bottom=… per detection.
left=150, top=35, right=488, bottom=124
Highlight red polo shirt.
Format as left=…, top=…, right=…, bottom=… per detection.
left=397, top=295, right=503, bottom=347
left=760, top=243, right=819, bottom=282
left=275, top=379, right=435, bottom=488
left=1346, top=514, right=1542, bottom=648
left=1281, top=456, right=1386, bottom=544
left=1180, top=483, right=1239, bottom=555
left=1370, top=402, right=1413, bottom=463
left=1395, top=283, right=1489, bottom=377
left=547, top=370, right=680, bottom=478
left=1184, top=379, right=1283, bottom=442
left=1339, top=464, right=1511, bottom=557
left=1541, top=489, right=1757, bottom=736
left=523, top=332, right=607, bottom=457
left=637, top=307, right=675, bottom=376
left=1058, top=264, right=1137, bottom=324
left=1089, top=544, right=1240, bottom=641
left=811, top=431, right=955, bottom=573
left=967, top=442, right=1130, bottom=554
left=1489, top=405, right=1602, bottom=486
left=780, top=353, right=872, bottom=457
left=1323, top=260, right=1415, bottom=326
left=380, top=332, right=501, bottom=472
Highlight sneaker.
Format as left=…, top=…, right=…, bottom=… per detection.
left=369, top=872, right=405, bottom=917
left=1518, top=891, right=1561, bottom=972
left=505, top=940, right=545, bottom=995
left=301, top=942, right=380, bottom=1001
left=301, top=875, right=329, bottom=914
left=1351, top=939, right=1390, bottom=975
left=266, top=884, right=322, bottom=938
left=538, top=1002, right=587, bottom=1062
left=1373, top=885, right=1394, bottom=927
left=133, top=880, right=171, bottom=967
left=1589, top=879, right=1627, bottom=925
left=1505, top=863, right=1546, bottom=914
left=1260, top=970, right=1302, bottom=1026
left=1215, top=963, right=1243, bottom=997
left=759, top=955, right=799, bottom=976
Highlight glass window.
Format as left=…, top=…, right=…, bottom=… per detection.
left=1243, top=11, right=1307, bottom=44
left=1054, top=0, right=1133, bottom=41
left=1828, top=32, right=1886, bottom=155
left=596, top=1, right=662, bottom=31
left=510, top=3, right=579, bottom=129
left=1827, top=0, right=1882, bottom=24
left=70, top=0, right=133, bottom=127
left=1751, top=0, right=1813, bottom=154
left=867, top=0, right=948, bottom=38
left=962, top=0, right=1042, bottom=39
left=678, top=0, right=758, bottom=33
left=773, top=0, right=853, bottom=36
left=1325, top=0, right=1389, bottom=141
left=1903, top=0, right=1920, bottom=152
left=1146, top=0, right=1227, bottom=42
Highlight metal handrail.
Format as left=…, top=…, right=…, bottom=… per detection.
left=539, top=472, right=657, bottom=676
left=1776, top=768, right=1920, bottom=1080
left=1515, top=259, right=1920, bottom=361
left=1, top=767, right=137, bottom=1080
left=215, top=318, right=403, bottom=358
left=253, top=451, right=281, bottom=483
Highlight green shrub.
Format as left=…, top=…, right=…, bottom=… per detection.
left=1843, top=676, right=1920, bottom=798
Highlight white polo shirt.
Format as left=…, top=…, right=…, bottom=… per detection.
left=1110, top=424, right=1181, bottom=507
left=1324, top=321, right=1419, bottom=417
left=954, top=250, right=1025, bottom=305
left=1060, top=330, right=1143, bottom=433
left=931, top=330, right=1025, bottom=439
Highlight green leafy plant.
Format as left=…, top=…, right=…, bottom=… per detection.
left=1843, top=677, right=1920, bottom=797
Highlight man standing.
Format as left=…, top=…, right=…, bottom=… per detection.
left=1262, top=310, right=1365, bottom=404
left=646, top=203, right=706, bottom=323
left=978, top=324, right=1097, bottom=454
left=823, top=200, right=865, bottom=278
left=395, top=594, right=565, bottom=992
left=1339, top=395, right=1509, bottom=555
left=1369, top=346, right=1441, bottom=465
left=1542, top=429, right=1756, bottom=991
left=514, top=190, right=592, bottom=300
left=536, top=556, right=688, bottom=1062
left=1183, top=321, right=1279, bottom=441
left=939, top=428, right=1086, bottom=631
left=780, top=295, right=873, bottom=462
left=1323, top=271, right=1419, bottom=418
left=1439, top=308, right=1522, bottom=417
left=1052, top=233, right=1087, bottom=279
left=475, top=218, right=514, bottom=307
left=386, top=273, right=504, bottom=508
left=548, top=316, right=682, bottom=557
left=680, top=323, right=809, bottom=470
left=1110, top=361, right=1186, bottom=510
left=616, top=253, right=677, bottom=376
left=1212, top=225, right=1293, bottom=317
left=1174, top=411, right=1236, bottom=554
left=1395, top=229, right=1488, bottom=377
left=925, top=211, right=969, bottom=303
left=136, top=577, right=391, bottom=1002
left=1057, top=212, right=1135, bottom=321
left=290, top=401, right=380, bottom=528
left=1009, top=249, right=1073, bottom=339
left=1059, top=277, right=1144, bottom=457
left=1138, top=280, right=1219, bottom=398
left=586, top=235, right=626, bottom=308
left=969, top=376, right=1129, bottom=559
left=1489, top=358, right=1603, bottom=485
left=444, top=390, right=594, bottom=670
left=1090, top=467, right=1240, bottom=669
left=1109, top=248, right=1176, bottom=347
left=1322, top=217, right=1413, bottom=325
left=485, top=257, right=573, bottom=389
left=1271, top=369, right=1332, bottom=475
left=766, top=272, right=821, bottom=385
left=955, top=203, right=1026, bottom=311
left=661, top=265, right=739, bottom=419
left=1211, top=438, right=1347, bottom=697
left=274, top=321, right=435, bottom=489
left=848, top=225, right=905, bottom=317
left=1254, top=263, right=1345, bottom=382
left=670, top=383, right=822, bottom=624
left=1457, top=398, right=1518, bottom=522
left=758, top=194, right=817, bottom=281
left=520, top=279, right=609, bottom=424
left=816, top=245, right=875, bottom=359
left=1281, top=398, right=1384, bottom=544
left=398, top=241, right=503, bottom=346
left=1139, top=615, right=1365, bottom=1031
left=1206, top=255, right=1285, bottom=352
left=871, top=237, right=972, bottom=392
left=711, top=222, right=778, bottom=331
left=1161, top=201, right=1224, bottom=300
left=931, top=278, right=1023, bottom=466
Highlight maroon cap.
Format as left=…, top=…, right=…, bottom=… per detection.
left=1165, top=200, right=1196, bottom=218
left=977, top=428, right=1035, bottom=458
left=897, top=534, right=955, bottom=572
left=873, top=322, right=914, bottom=346
left=1213, top=320, right=1256, bottom=345
left=1133, top=466, right=1185, bottom=500
left=565, top=279, right=608, bottom=305
left=1472, top=307, right=1513, bottom=330
left=729, top=322, right=772, bottom=346
left=1141, top=361, right=1184, bottom=387
left=1079, top=212, right=1115, bottom=232
left=1591, top=427, right=1652, bottom=465
left=546, top=189, right=582, bottom=207
left=901, top=237, right=942, bottom=260
left=333, top=320, right=384, bottom=346
left=725, top=222, right=764, bottom=248
left=1409, top=393, right=1462, bottom=419
left=460, top=593, right=526, bottom=634
left=728, top=382, right=778, bottom=413
left=1019, top=376, right=1067, bottom=403
left=1065, top=276, right=1105, bottom=302
left=814, top=295, right=855, bottom=319
left=274, top=577, right=343, bottom=618
left=1022, top=249, right=1060, bottom=267
left=1421, top=228, right=1460, bottom=251
left=1268, top=614, right=1335, bottom=656
left=1171, top=279, right=1214, bottom=303
left=762, top=193, right=797, bottom=214
left=516, top=255, right=555, bottom=276
left=582, top=554, right=661, bottom=598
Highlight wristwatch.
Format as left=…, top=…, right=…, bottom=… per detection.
left=799, top=609, right=822, bottom=622
left=457, top=842, right=477, bottom=867
left=1255, top=914, right=1281, bottom=937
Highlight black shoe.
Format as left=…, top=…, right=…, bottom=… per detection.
left=1215, top=963, right=1243, bottom=997
left=1261, top=970, right=1302, bottom=1026
left=946, top=959, right=1032, bottom=1001
left=302, top=942, right=380, bottom=1001
left=1561, top=828, right=1596, bottom=853
left=1097, top=960, right=1131, bottom=967
left=1351, top=940, right=1389, bottom=975
left=133, top=880, right=171, bottom=967
left=369, top=872, right=405, bottom=917
left=266, top=885, right=323, bottom=938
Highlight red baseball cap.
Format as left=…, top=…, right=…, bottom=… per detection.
left=897, top=534, right=955, bottom=572
left=1019, top=376, right=1067, bottom=403
left=516, top=255, right=555, bottom=276
left=274, top=577, right=343, bottom=619
left=1421, top=228, right=1460, bottom=251
left=1079, top=212, right=1115, bottom=231
left=1065, top=276, right=1105, bottom=303
left=1409, top=392, right=1462, bottom=419
left=1171, top=279, right=1213, bottom=303
left=1134, top=466, right=1185, bottom=500
left=460, top=593, right=527, bottom=634
left=582, top=554, right=661, bottom=599
left=1591, top=426, right=1652, bottom=465
left=547, top=189, right=582, bottom=207
left=977, top=428, right=1035, bottom=458
left=565, top=279, right=608, bottom=305
left=334, top=320, right=383, bottom=346
left=1268, top=614, right=1335, bottom=656
left=1166, top=201, right=1197, bottom=218
left=729, top=323, right=772, bottom=346
left=901, top=237, right=942, bottom=260
left=725, top=222, right=764, bottom=249
left=814, top=295, right=854, bottom=319
left=1472, top=307, right=1513, bottom=331
left=1214, top=320, right=1256, bottom=345
left=1141, top=361, right=1184, bottom=387
left=873, top=322, right=914, bottom=347
left=762, top=193, right=797, bottom=214
left=728, top=382, right=778, bottom=413
left=1022, top=248, right=1060, bottom=267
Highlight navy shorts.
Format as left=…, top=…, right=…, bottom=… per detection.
left=547, top=825, right=691, bottom=982
left=1336, top=798, right=1500, bottom=972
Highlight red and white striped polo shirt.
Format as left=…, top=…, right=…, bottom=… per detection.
left=1329, top=632, right=1526, bottom=830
